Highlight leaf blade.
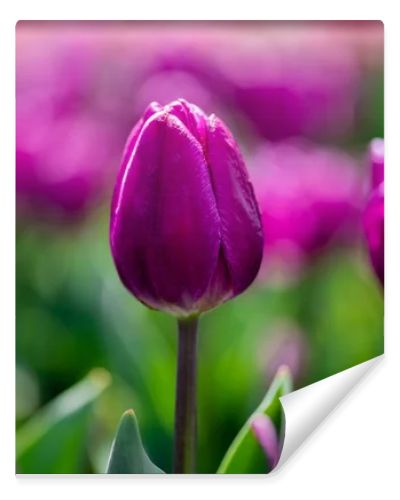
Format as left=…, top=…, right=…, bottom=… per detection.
left=106, top=410, right=164, bottom=474
left=16, top=368, right=111, bottom=474
left=217, top=366, right=292, bottom=474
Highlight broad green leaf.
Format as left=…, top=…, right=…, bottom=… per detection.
left=217, top=366, right=292, bottom=474
left=16, top=368, right=110, bottom=474
left=106, top=410, right=164, bottom=474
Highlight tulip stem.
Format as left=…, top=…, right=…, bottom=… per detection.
left=174, top=316, right=199, bottom=474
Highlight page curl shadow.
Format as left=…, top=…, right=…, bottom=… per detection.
left=271, top=355, right=383, bottom=474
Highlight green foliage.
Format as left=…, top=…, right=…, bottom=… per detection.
left=16, top=214, right=383, bottom=473
left=218, top=367, right=292, bottom=474
left=300, top=252, right=384, bottom=381
left=106, top=410, right=164, bottom=474
left=16, top=368, right=110, bottom=474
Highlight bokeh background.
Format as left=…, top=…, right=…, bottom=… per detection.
left=16, top=21, right=384, bottom=474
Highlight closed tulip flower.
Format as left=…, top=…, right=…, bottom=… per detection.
left=110, top=99, right=263, bottom=473
left=110, top=99, right=263, bottom=318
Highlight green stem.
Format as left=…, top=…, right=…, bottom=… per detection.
left=173, top=316, right=199, bottom=473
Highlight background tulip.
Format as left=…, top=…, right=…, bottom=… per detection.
left=110, top=99, right=263, bottom=317
left=370, top=138, right=384, bottom=189
left=149, top=28, right=361, bottom=142
left=251, top=414, right=280, bottom=470
left=252, top=141, right=362, bottom=277
left=363, top=139, right=384, bottom=286
left=16, top=107, right=119, bottom=221
left=15, top=28, right=137, bottom=223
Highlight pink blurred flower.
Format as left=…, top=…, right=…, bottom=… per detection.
left=224, top=48, right=360, bottom=141
left=369, top=138, right=384, bottom=190
left=251, top=414, right=280, bottom=470
left=153, top=34, right=361, bottom=142
left=363, top=139, right=384, bottom=286
left=16, top=31, right=124, bottom=222
left=252, top=141, right=362, bottom=275
left=17, top=108, right=118, bottom=220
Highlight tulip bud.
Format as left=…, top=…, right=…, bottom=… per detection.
left=363, top=139, right=384, bottom=286
left=250, top=414, right=280, bottom=470
left=110, top=99, right=263, bottom=317
left=370, top=138, right=384, bottom=189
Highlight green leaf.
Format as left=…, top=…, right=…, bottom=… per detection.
left=106, top=410, right=164, bottom=474
left=217, top=366, right=292, bottom=474
left=16, top=368, right=111, bottom=474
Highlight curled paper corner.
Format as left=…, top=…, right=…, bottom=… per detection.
left=273, top=355, right=384, bottom=472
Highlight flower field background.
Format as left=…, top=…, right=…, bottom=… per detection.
left=16, top=21, right=384, bottom=474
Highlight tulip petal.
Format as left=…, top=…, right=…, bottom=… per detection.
left=111, top=102, right=162, bottom=216
left=111, top=111, right=220, bottom=314
left=206, top=115, right=263, bottom=294
left=120, top=102, right=162, bottom=174
left=166, top=99, right=208, bottom=147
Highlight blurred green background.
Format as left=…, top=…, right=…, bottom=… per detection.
left=15, top=214, right=383, bottom=473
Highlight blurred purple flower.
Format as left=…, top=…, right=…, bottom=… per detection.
left=16, top=35, right=124, bottom=222
left=251, top=414, right=280, bottom=470
left=363, top=139, right=384, bottom=286
left=369, top=138, right=384, bottom=189
left=227, top=49, right=360, bottom=141
left=17, top=108, right=118, bottom=220
left=110, top=99, right=263, bottom=317
left=154, top=38, right=360, bottom=142
left=252, top=141, right=362, bottom=275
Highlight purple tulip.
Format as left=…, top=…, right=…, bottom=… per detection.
left=251, top=414, right=280, bottom=470
left=363, top=139, right=384, bottom=286
left=110, top=99, right=263, bottom=317
left=252, top=141, right=362, bottom=275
